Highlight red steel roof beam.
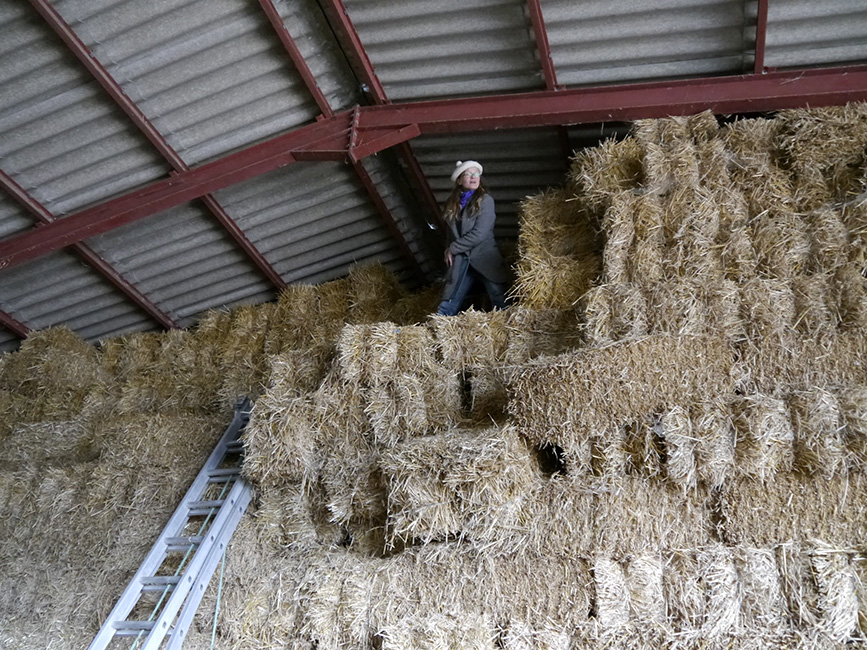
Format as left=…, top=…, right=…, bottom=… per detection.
left=0, top=308, right=30, bottom=339
left=526, top=0, right=561, bottom=91
left=754, top=0, right=769, bottom=74
left=275, top=0, right=433, bottom=278
left=258, top=0, right=334, bottom=118
left=525, top=0, right=573, bottom=166
left=318, top=0, right=388, bottom=104
left=358, top=65, right=867, bottom=132
left=29, top=0, right=287, bottom=291
left=352, top=160, right=426, bottom=282
left=4, top=66, right=867, bottom=270
left=318, top=0, right=445, bottom=234
left=0, top=170, right=179, bottom=330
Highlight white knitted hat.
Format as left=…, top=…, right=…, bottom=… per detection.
left=450, top=160, right=483, bottom=183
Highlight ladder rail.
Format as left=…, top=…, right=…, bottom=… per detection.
left=164, top=479, right=252, bottom=650
left=88, top=399, right=251, bottom=650
left=139, top=477, right=252, bottom=649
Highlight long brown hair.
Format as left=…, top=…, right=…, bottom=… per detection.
left=442, top=179, right=488, bottom=222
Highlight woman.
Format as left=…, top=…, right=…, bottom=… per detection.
left=436, top=160, right=510, bottom=316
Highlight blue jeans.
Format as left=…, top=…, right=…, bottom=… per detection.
left=437, top=256, right=508, bottom=316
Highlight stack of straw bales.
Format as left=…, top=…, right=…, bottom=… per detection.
left=4, top=106, right=867, bottom=650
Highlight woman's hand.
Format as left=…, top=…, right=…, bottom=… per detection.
left=444, top=249, right=453, bottom=267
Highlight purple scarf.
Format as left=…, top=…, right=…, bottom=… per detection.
left=459, top=190, right=474, bottom=212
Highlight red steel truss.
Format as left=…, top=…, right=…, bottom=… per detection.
left=3, top=65, right=867, bottom=270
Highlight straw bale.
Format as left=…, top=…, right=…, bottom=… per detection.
left=741, top=331, right=867, bottom=395
left=252, top=483, right=321, bottom=551
left=693, top=400, right=736, bottom=490
left=581, top=282, right=647, bottom=345
left=788, top=388, right=847, bottom=478
left=467, top=366, right=509, bottom=422
left=736, top=547, right=788, bottom=633
left=777, top=104, right=867, bottom=209
left=630, top=192, right=665, bottom=284
left=503, top=307, right=583, bottom=364
left=509, top=334, right=734, bottom=444
left=661, top=406, right=698, bottom=491
left=697, top=138, right=729, bottom=192
left=719, top=473, right=867, bottom=548
left=807, top=544, right=861, bottom=643
left=431, top=309, right=510, bottom=372
left=792, top=274, right=837, bottom=339
left=0, top=326, right=101, bottom=421
left=752, top=208, right=812, bottom=279
left=570, top=136, right=644, bottom=209
left=339, top=322, right=460, bottom=442
left=518, top=187, right=602, bottom=260
left=838, top=385, right=867, bottom=471
left=594, top=479, right=714, bottom=556
left=390, top=283, right=442, bottom=325
left=266, top=279, right=351, bottom=355
left=380, top=612, right=497, bottom=650
left=625, top=553, right=666, bottom=625
left=855, top=553, right=867, bottom=638
left=732, top=394, right=795, bottom=481
left=602, top=191, right=636, bottom=284
left=668, top=135, right=701, bottom=190
left=243, top=386, right=320, bottom=487
left=775, top=542, right=822, bottom=633
left=808, top=208, right=850, bottom=273
left=643, top=280, right=707, bottom=337
left=594, top=556, right=631, bottom=630
left=832, top=264, right=867, bottom=331
left=663, top=549, right=705, bottom=634
left=722, top=117, right=795, bottom=214
left=720, top=225, right=759, bottom=280
left=699, top=545, right=743, bottom=638
left=513, top=254, right=601, bottom=309
left=217, top=303, right=275, bottom=405
left=380, top=424, right=537, bottom=547
left=633, top=119, right=673, bottom=194
left=295, top=550, right=375, bottom=650
left=319, top=428, right=386, bottom=530
left=738, top=277, right=796, bottom=343
left=502, top=622, right=571, bottom=650
left=690, top=110, right=720, bottom=142
left=348, top=262, right=406, bottom=323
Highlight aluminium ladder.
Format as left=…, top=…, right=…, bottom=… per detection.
left=89, top=398, right=254, bottom=650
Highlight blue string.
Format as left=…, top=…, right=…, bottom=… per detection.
left=210, top=547, right=227, bottom=650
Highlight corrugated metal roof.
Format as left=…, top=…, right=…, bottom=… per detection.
left=0, top=2, right=168, bottom=217
left=343, top=0, right=543, bottom=100
left=765, top=0, right=867, bottom=69
left=53, top=0, right=322, bottom=164
left=0, top=251, right=155, bottom=347
left=543, top=0, right=750, bottom=86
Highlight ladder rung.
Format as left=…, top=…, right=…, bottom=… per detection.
left=165, top=535, right=203, bottom=551
left=113, top=621, right=155, bottom=635
left=225, top=440, right=243, bottom=452
left=140, top=576, right=180, bottom=592
left=187, top=499, right=225, bottom=511
left=208, top=468, right=240, bottom=478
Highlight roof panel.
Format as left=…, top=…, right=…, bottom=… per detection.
left=0, top=251, right=154, bottom=342
left=271, top=0, right=361, bottom=113
left=343, top=0, right=542, bottom=100
left=53, top=0, right=322, bottom=164
left=212, top=161, right=425, bottom=287
left=543, top=0, right=749, bottom=85
left=0, top=6, right=168, bottom=217
left=0, top=190, right=35, bottom=239
left=86, top=202, right=274, bottom=326
left=765, top=0, right=867, bottom=69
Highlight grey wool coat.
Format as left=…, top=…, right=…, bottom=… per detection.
left=442, top=193, right=510, bottom=300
